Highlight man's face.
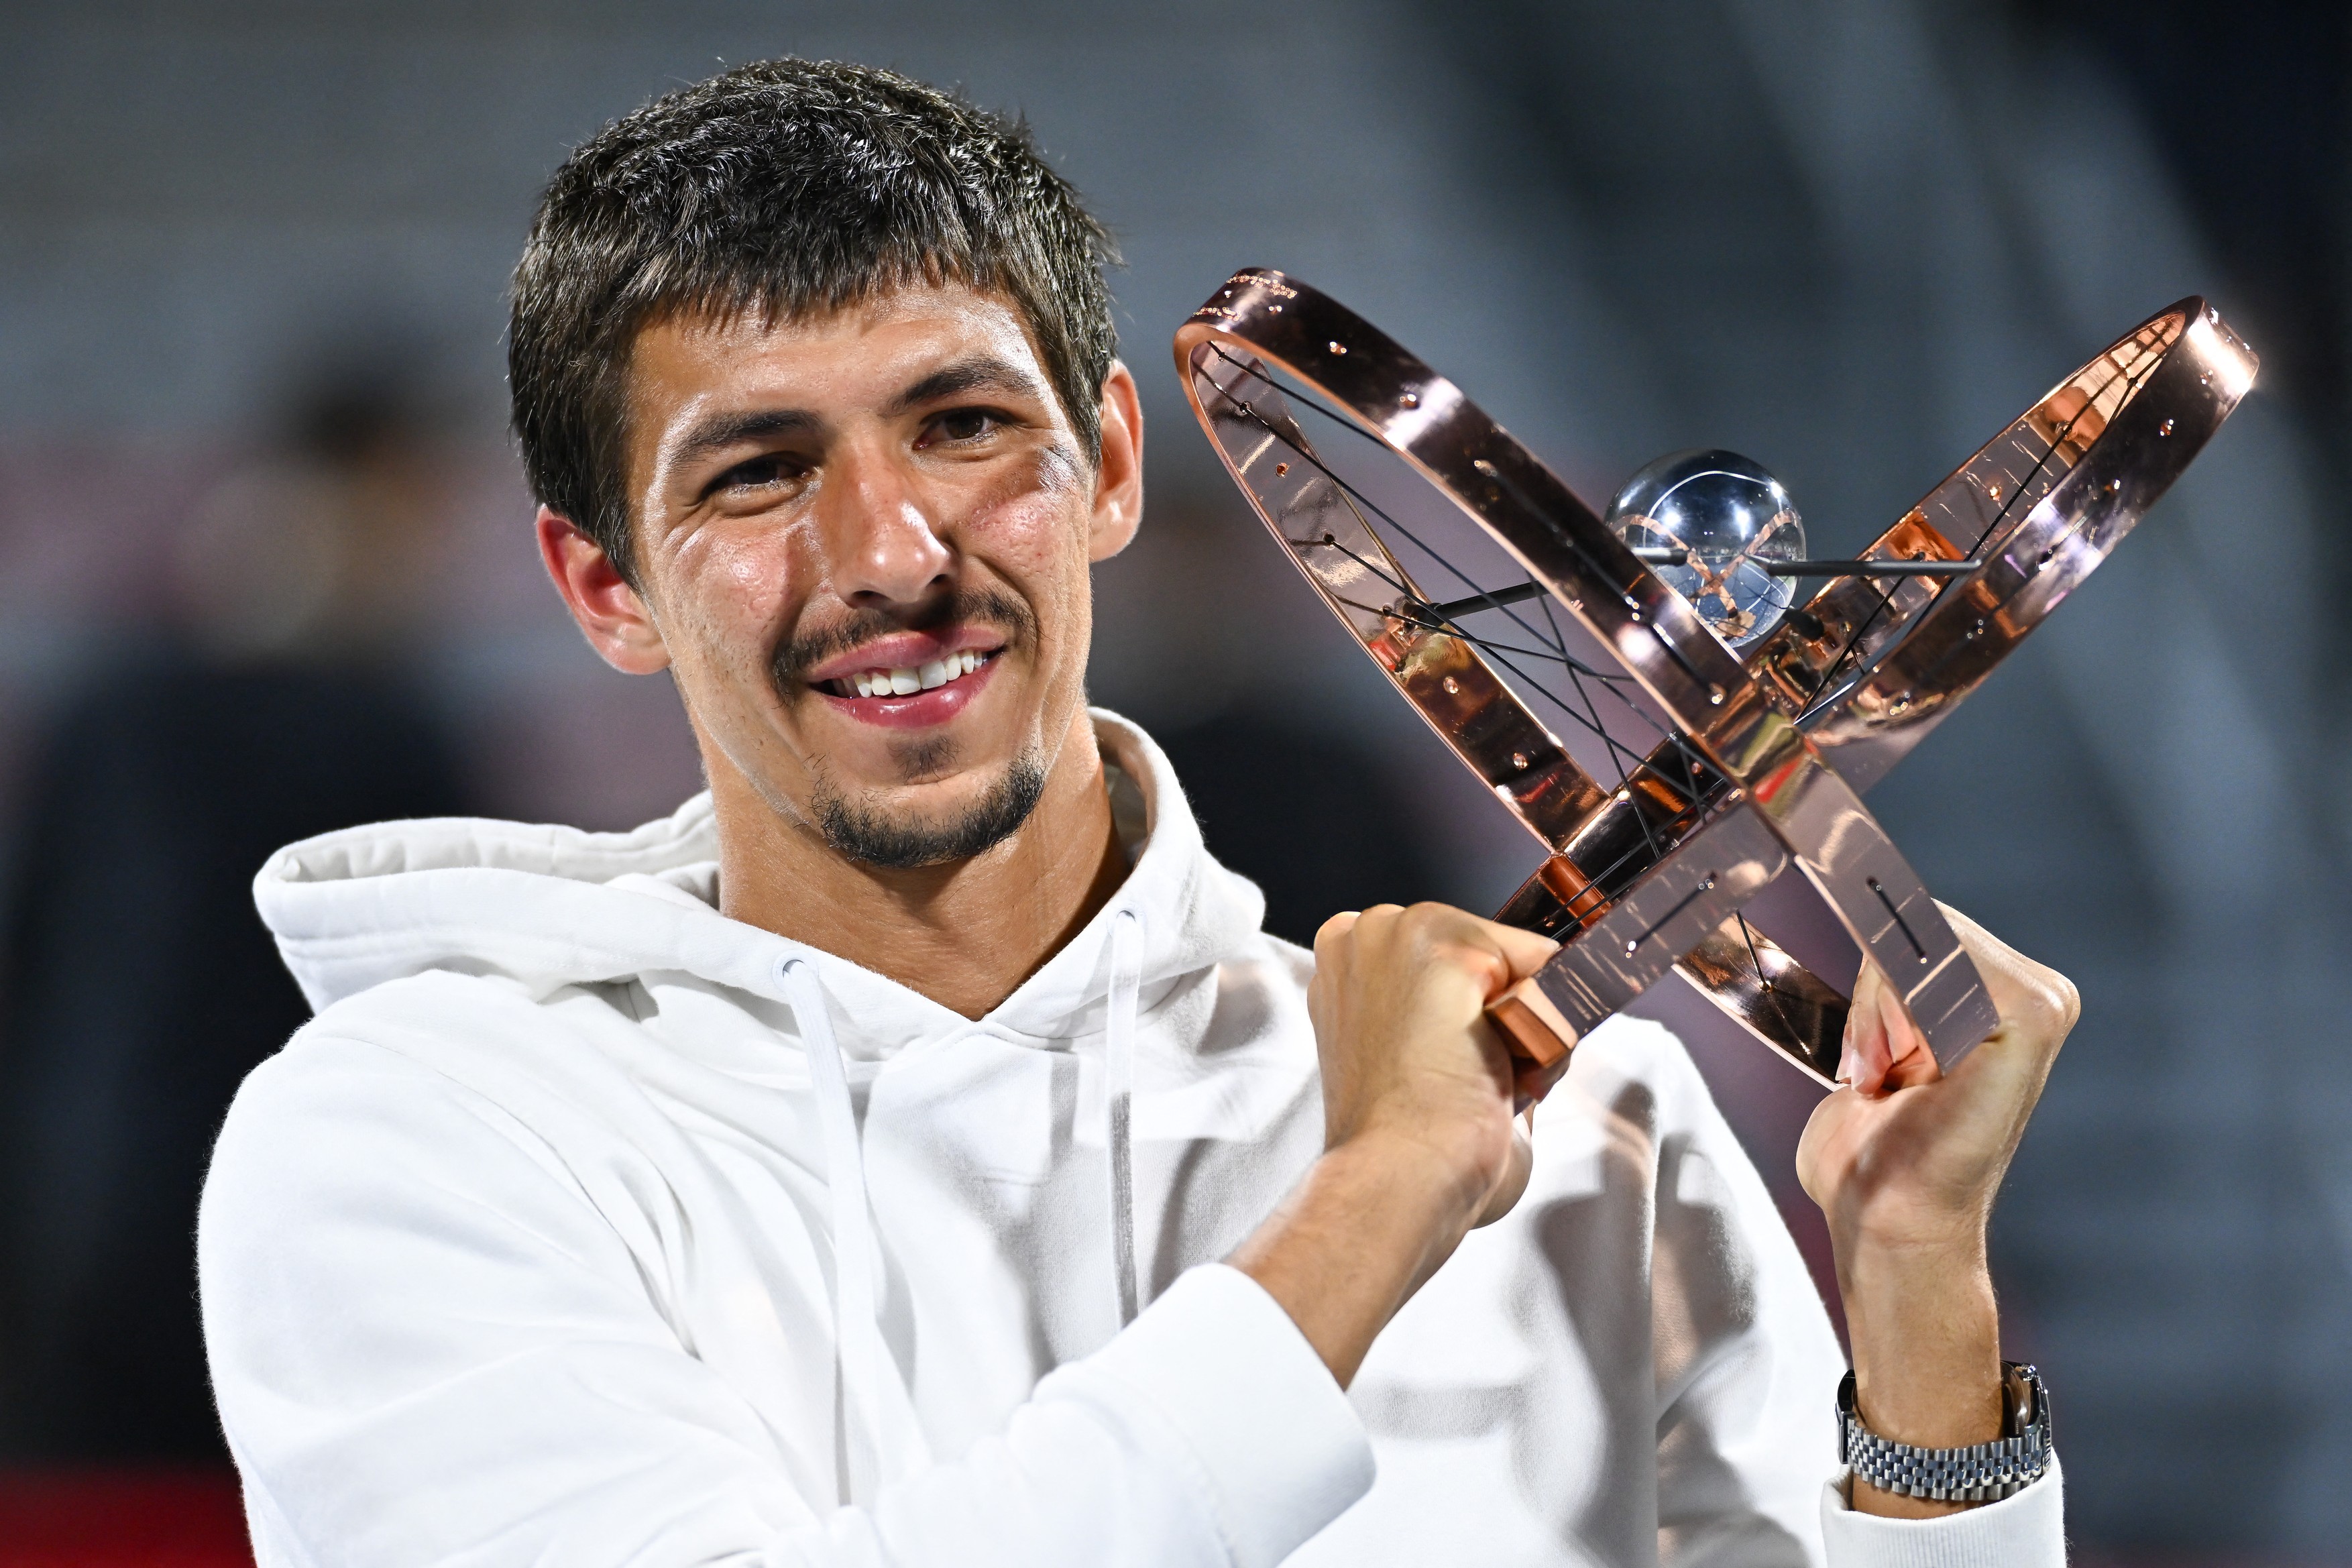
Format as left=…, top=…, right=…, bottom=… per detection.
left=595, top=284, right=1139, bottom=866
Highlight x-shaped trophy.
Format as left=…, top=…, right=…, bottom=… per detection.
left=1176, top=272, right=2255, bottom=1103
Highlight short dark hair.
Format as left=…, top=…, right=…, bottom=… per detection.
left=508, top=58, right=1120, bottom=583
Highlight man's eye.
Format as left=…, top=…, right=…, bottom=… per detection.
left=925, top=408, right=1000, bottom=445
left=717, top=455, right=799, bottom=491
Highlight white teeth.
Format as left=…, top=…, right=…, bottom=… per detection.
left=841, top=652, right=990, bottom=697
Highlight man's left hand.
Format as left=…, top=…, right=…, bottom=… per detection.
left=1795, top=903, right=2078, bottom=1517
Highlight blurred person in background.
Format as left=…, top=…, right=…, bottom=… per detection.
left=0, top=355, right=472, bottom=1461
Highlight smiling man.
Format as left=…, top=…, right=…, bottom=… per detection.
left=200, top=59, right=2075, bottom=1567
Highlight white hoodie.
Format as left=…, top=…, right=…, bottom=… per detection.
left=201, top=712, right=2062, bottom=1567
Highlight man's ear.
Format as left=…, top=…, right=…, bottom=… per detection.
left=1087, top=361, right=1145, bottom=563
left=535, top=505, right=671, bottom=674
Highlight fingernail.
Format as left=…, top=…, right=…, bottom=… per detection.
left=1836, top=1044, right=1854, bottom=1084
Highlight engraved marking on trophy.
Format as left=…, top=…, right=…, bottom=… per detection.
left=1628, top=874, right=1720, bottom=956
left=1867, top=877, right=1929, bottom=963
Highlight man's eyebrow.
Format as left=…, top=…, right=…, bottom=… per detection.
left=887, top=355, right=1047, bottom=415
left=669, top=407, right=821, bottom=469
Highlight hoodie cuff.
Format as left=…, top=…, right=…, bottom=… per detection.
left=1820, top=1457, right=2064, bottom=1568
left=1084, top=1264, right=1374, bottom=1568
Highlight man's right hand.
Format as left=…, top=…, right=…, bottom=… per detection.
left=1308, top=903, right=1558, bottom=1229
left=1230, top=904, right=1557, bottom=1387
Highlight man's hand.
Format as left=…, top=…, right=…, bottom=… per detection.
left=1231, top=905, right=1556, bottom=1387
left=1797, top=903, right=2078, bottom=1517
left=1308, top=903, right=1557, bottom=1230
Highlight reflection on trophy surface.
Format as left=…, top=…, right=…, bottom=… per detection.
left=1178, top=271, right=2254, bottom=1100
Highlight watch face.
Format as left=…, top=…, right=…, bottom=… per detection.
left=2003, top=1363, right=2050, bottom=1443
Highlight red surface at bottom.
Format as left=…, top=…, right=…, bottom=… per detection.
left=0, top=1469, right=251, bottom=1568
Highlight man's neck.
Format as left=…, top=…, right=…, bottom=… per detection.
left=710, top=707, right=1129, bottom=1019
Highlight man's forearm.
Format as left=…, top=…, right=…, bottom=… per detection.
left=1229, top=1133, right=1483, bottom=1389
left=1837, top=1228, right=2005, bottom=1518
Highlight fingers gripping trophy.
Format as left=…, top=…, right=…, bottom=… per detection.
left=1177, top=273, right=2256, bottom=1510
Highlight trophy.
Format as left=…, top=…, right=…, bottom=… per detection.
left=1175, top=272, right=2255, bottom=1103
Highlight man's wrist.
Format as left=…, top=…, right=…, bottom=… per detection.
left=1282, top=1131, right=1490, bottom=1294
left=1230, top=1131, right=1489, bottom=1388
left=1835, top=1230, right=2005, bottom=1517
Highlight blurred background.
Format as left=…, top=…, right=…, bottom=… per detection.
left=0, top=1, right=2345, bottom=1562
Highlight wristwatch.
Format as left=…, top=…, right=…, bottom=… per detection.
left=1838, top=1361, right=2053, bottom=1503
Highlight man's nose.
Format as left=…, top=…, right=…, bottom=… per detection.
left=820, top=447, right=953, bottom=608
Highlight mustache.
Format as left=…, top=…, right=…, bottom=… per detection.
left=771, top=587, right=1039, bottom=684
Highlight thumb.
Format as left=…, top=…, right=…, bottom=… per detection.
left=1472, top=915, right=1559, bottom=992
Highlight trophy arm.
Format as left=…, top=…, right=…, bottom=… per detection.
left=1756, top=298, right=2258, bottom=793
left=1490, top=912, right=1849, bottom=1099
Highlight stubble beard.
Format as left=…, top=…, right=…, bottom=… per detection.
left=775, top=587, right=1054, bottom=871
left=809, top=744, right=1050, bottom=870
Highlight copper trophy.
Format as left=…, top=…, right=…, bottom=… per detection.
left=1175, top=272, right=2255, bottom=1103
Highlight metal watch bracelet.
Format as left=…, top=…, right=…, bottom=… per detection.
left=1838, top=1361, right=2053, bottom=1504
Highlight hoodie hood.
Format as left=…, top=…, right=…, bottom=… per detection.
left=255, top=710, right=1268, bottom=1052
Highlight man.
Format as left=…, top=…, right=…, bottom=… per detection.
left=200, top=58, right=2076, bottom=1564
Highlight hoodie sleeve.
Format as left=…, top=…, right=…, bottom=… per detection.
left=1591, top=1023, right=2069, bottom=1568
left=1819, top=1461, right=2066, bottom=1567
left=200, top=1033, right=1371, bottom=1568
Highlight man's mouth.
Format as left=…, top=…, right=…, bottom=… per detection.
left=822, top=649, right=995, bottom=699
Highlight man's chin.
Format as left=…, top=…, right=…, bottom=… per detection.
left=813, top=751, right=1049, bottom=871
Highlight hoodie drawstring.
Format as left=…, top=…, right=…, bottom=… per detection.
left=786, top=915, right=1140, bottom=1488
left=780, top=956, right=887, bottom=1501
left=1105, top=909, right=1142, bottom=1329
